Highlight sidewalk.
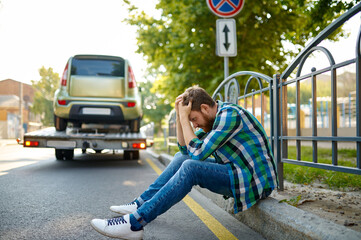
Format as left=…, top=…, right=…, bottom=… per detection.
left=0, top=139, right=18, bottom=148
left=148, top=150, right=361, bottom=240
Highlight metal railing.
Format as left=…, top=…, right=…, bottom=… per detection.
left=167, top=109, right=178, bottom=153
left=211, top=3, right=361, bottom=189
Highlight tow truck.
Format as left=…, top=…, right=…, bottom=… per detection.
left=22, top=125, right=147, bottom=160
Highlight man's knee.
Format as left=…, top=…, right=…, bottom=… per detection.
left=179, top=160, right=202, bottom=186
left=180, top=160, right=199, bottom=175
left=172, top=152, right=191, bottom=163
left=167, top=153, right=190, bottom=171
left=174, top=152, right=183, bottom=158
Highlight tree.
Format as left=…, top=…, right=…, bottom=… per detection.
left=124, top=0, right=359, bottom=101
left=31, top=67, right=60, bottom=126
left=139, top=80, right=172, bottom=134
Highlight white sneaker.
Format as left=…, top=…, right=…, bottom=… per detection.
left=91, top=214, right=143, bottom=240
left=110, top=202, right=138, bottom=215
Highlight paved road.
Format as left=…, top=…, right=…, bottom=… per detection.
left=0, top=142, right=264, bottom=240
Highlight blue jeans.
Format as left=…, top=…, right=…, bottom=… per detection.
left=133, top=152, right=233, bottom=226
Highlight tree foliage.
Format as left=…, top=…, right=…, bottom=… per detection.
left=124, top=0, right=359, bottom=101
left=31, top=67, right=59, bottom=126
left=139, top=80, right=172, bottom=134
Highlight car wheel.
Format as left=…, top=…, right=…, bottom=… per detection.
left=55, top=149, right=74, bottom=160
left=54, top=115, right=67, bottom=131
left=129, top=118, right=141, bottom=133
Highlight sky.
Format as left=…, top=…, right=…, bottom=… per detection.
left=0, top=0, right=360, bottom=85
left=0, top=0, right=159, bottom=85
left=301, top=11, right=360, bottom=76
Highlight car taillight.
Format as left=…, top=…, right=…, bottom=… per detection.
left=58, top=100, right=67, bottom=105
left=61, top=62, right=69, bottom=86
left=128, top=65, right=136, bottom=89
left=132, top=143, right=146, bottom=149
left=127, top=102, right=136, bottom=107
left=24, top=140, right=39, bottom=147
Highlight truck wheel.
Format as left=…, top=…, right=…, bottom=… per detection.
left=55, top=149, right=74, bottom=160
left=64, top=150, right=74, bottom=160
left=55, top=149, right=64, bottom=160
left=129, top=118, right=141, bottom=133
left=124, top=150, right=139, bottom=160
left=54, top=115, right=67, bottom=131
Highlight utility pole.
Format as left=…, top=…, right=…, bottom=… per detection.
left=19, top=81, right=23, bottom=138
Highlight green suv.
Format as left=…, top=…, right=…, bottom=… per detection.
left=53, top=55, right=142, bottom=132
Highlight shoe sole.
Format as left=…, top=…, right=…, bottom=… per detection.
left=109, top=207, right=137, bottom=215
left=90, top=221, right=143, bottom=240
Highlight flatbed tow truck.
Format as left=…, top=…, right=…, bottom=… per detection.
left=23, top=126, right=147, bottom=160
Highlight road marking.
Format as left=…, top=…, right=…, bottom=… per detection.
left=145, top=158, right=237, bottom=240
left=145, top=158, right=163, bottom=175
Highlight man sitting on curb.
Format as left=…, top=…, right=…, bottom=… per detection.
left=91, top=85, right=278, bottom=239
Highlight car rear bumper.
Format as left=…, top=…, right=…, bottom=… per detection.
left=68, top=105, right=126, bottom=123
left=54, top=104, right=141, bottom=123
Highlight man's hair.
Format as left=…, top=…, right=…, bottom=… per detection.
left=182, top=86, right=216, bottom=111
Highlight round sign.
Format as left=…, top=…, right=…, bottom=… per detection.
left=207, top=0, right=245, bottom=18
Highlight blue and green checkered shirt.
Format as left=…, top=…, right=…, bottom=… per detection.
left=178, top=101, right=278, bottom=213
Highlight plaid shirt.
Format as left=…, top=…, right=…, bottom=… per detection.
left=178, top=101, right=278, bottom=213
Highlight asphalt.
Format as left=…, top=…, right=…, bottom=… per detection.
left=0, top=139, right=264, bottom=240
left=1, top=138, right=361, bottom=240
left=150, top=151, right=361, bottom=240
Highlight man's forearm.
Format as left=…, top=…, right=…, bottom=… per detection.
left=176, top=115, right=186, bottom=146
left=180, top=117, right=197, bottom=145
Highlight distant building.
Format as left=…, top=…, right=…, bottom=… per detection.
left=0, top=79, right=42, bottom=139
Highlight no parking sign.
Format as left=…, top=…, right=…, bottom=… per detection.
left=207, top=0, right=245, bottom=18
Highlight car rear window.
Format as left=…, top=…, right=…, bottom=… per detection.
left=70, top=58, right=125, bottom=77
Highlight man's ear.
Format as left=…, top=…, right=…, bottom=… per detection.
left=200, top=104, right=209, bottom=114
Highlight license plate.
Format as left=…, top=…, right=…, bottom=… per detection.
left=47, top=140, right=76, bottom=148
left=82, top=108, right=111, bottom=115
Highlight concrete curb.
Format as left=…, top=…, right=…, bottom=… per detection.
left=148, top=150, right=361, bottom=240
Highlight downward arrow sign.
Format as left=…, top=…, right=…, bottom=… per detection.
left=223, top=25, right=230, bottom=51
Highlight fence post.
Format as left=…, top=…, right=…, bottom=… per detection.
left=269, top=76, right=274, bottom=153
left=331, top=67, right=338, bottom=166
left=273, top=74, right=284, bottom=190
left=282, top=77, right=288, bottom=190
left=356, top=27, right=361, bottom=169
left=296, top=77, right=301, bottom=160
left=311, top=69, right=318, bottom=163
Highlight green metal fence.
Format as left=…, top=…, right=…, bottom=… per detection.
left=211, top=3, right=361, bottom=189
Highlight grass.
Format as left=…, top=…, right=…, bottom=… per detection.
left=150, top=138, right=361, bottom=191
left=279, top=195, right=302, bottom=207
left=285, top=146, right=361, bottom=190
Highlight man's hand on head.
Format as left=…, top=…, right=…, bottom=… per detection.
left=178, top=100, right=196, bottom=145
left=179, top=100, right=192, bottom=119
left=175, top=94, right=184, bottom=115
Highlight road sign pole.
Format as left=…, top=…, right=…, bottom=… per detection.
left=224, top=56, right=229, bottom=79
left=216, top=19, right=236, bottom=79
